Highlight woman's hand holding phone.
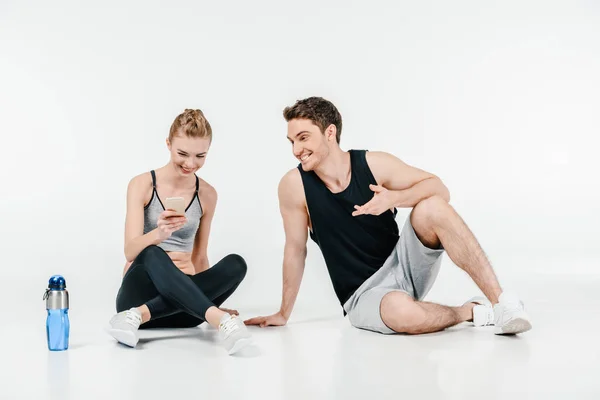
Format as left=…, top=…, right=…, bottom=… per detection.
left=156, top=210, right=187, bottom=241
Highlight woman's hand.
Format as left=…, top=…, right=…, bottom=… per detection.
left=156, top=210, right=187, bottom=241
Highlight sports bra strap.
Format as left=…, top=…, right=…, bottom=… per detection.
left=150, top=170, right=157, bottom=189
left=151, top=169, right=197, bottom=192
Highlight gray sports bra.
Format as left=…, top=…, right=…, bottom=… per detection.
left=143, top=170, right=203, bottom=252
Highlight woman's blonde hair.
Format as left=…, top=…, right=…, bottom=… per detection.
left=169, top=109, right=212, bottom=141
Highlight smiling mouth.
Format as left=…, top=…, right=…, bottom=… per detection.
left=300, top=153, right=312, bottom=162
left=181, top=166, right=193, bottom=173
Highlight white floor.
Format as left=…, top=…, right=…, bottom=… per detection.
left=4, top=273, right=600, bottom=400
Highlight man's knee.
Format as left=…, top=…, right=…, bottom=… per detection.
left=223, top=254, right=247, bottom=282
left=411, top=195, right=450, bottom=248
left=412, top=195, right=449, bottom=226
left=380, top=292, right=424, bottom=334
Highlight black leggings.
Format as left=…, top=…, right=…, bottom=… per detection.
left=115, top=245, right=247, bottom=329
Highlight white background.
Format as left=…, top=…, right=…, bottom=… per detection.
left=1, top=0, right=598, bottom=320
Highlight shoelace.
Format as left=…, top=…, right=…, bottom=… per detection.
left=220, top=318, right=240, bottom=336
left=125, top=310, right=142, bottom=327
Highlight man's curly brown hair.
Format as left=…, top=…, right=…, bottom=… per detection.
left=283, top=97, right=343, bottom=143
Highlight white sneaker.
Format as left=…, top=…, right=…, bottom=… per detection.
left=464, top=296, right=494, bottom=327
left=108, top=308, right=142, bottom=347
left=493, top=292, right=532, bottom=335
left=219, top=314, right=252, bottom=355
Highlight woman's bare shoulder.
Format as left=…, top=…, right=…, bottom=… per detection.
left=197, top=177, right=217, bottom=210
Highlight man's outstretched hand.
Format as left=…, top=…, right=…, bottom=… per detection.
left=352, top=184, right=397, bottom=216
left=244, top=312, right=288, bottom=328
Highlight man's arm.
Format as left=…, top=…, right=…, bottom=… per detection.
left=244, top=169, right=309, bottom=327
left=367, top=151, right=449, bottom=206
left=353, top=151, right=450, bottom=216
left=278, top=169, right=310, bottom=320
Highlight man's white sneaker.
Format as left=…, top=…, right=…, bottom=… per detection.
left=493, top=292, right=532, bottom=335
left=219, top=314, right=252, bottom=355
left=464, top=296, right=495, bottom=327
left=108, top=308, right=142, bottom=347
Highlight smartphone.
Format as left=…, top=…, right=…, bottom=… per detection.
left=165, top=197, right=186, bottom=215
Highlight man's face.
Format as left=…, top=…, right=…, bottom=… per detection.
left=286, top=118, right=334, bottom=171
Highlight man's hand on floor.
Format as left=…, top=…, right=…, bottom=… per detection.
left=244, top=312, right=288, bottom=327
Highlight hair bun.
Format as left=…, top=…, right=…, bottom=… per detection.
left=169, top=108, right=212, bottom=141
left=183, top=109, right=205, bottom=125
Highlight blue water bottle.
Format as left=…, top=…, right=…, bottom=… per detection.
left=44, top=275, right=70, bottom=351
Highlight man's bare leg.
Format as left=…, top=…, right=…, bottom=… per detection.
left=381, top=292, right=478, bottom=334
left=380, top=195, right=530, bottom=335
left=410, top=195, right=503, bottom=304
left=380, top=195, right=503, bottom=334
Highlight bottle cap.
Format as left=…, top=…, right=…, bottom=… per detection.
left=48, top=275, right=66, bottom=290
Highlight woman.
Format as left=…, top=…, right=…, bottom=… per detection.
left=107, top=109, right=252, bottom=355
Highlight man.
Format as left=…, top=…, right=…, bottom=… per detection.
left=245, top=97, right=532, bottom=335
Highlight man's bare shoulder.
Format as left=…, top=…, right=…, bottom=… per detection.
left=278, top=168, right=305, bottom=206
left=365, top=150, right=403, bottom=166
left=365, top=150, right=409, bottom=178
left=366, top=149, right=439, bottom=191
left=280, top=167, right=302, bottom=187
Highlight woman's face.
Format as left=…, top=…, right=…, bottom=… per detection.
left=166, top=134, right=211, bottom=176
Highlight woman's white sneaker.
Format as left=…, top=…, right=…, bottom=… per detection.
left=108, top=308, right=142, bottom=347
left=219, top=314, right=252, bottom=355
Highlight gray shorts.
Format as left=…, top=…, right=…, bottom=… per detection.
left=343, top=213, right=445, bottom=334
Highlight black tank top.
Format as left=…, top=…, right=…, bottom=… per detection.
left=298, top=149, right=400, bottom=309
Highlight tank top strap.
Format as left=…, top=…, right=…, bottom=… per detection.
left=150, top=170, right=157, bottom=189
left=349, top=149, right=370, bottom=178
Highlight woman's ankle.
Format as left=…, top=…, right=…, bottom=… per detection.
left=137, top=305, right=151, bottom=324
left=205, top=306, right=227, bottom=328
